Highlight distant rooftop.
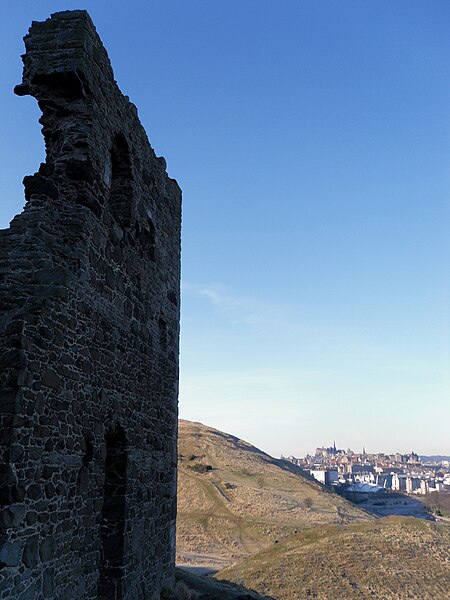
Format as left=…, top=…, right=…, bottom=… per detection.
left=347, top=483, right=386, bottom=494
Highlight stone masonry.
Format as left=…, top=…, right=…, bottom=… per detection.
left=0, top=11, right=181, bottom=600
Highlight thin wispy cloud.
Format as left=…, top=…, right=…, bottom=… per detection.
left=182, top=281, right=293, bottom=330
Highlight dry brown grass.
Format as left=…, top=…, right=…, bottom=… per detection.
left=217, top=517, right=450, bottom=600
left=177, top=420, right=372, bottom=570
left=421, top=490, right=450, bottom=517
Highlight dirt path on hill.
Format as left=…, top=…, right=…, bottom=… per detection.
left=180, top=470, right=267, bottom=556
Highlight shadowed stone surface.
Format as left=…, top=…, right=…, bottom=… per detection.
left=0, top=10, right=181, bottom=600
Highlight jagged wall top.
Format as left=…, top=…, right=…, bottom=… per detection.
left=10, top=9, right=179, bottom=244
left=16, top=11, right=115, bottom=104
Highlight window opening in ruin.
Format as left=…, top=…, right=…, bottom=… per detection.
left=135, top=217, right=156, bottom=260
left=97, top=424, right=127, bottom=600
left=109, top=134, right=133, bottom=229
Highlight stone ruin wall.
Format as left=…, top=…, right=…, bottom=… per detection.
left=0, top=11, right=181, bottom=600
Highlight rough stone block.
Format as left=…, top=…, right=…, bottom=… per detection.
left=0, top=540, right=22, bottom=566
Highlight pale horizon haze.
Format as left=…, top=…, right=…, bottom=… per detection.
left=1, top=1, right=449, bottom=458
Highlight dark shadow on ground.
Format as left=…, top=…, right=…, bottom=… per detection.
left=176, top=567, right=275, bottom=600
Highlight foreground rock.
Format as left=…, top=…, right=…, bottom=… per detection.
left=174, top=568, right=274, bottom=600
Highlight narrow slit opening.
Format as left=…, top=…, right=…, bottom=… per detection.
left=97, top=424, right=127, bottom=600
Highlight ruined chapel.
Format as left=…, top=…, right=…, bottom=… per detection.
left=0, top=10, right=181, bottom=600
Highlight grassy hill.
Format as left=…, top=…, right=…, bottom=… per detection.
left=217, top=517, right=450, bottom=600
left=177, top=420, right=372, bottom=570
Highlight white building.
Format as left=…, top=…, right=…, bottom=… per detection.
left=406, top=477, right=421, bottom=494
left=392, top=473, right=408, bottom=492
left=311, top=469, right=339, bottom=486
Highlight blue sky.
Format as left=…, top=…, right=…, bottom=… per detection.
left=1, top=1, right=449, bottom=456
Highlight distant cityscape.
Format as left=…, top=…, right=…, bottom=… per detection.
left=283, top=443, right=450, bottom=498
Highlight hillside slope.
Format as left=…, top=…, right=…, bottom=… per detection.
left=177, top=420, right=372, bottom=569
left=217, top=517, right=450, bottom=600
